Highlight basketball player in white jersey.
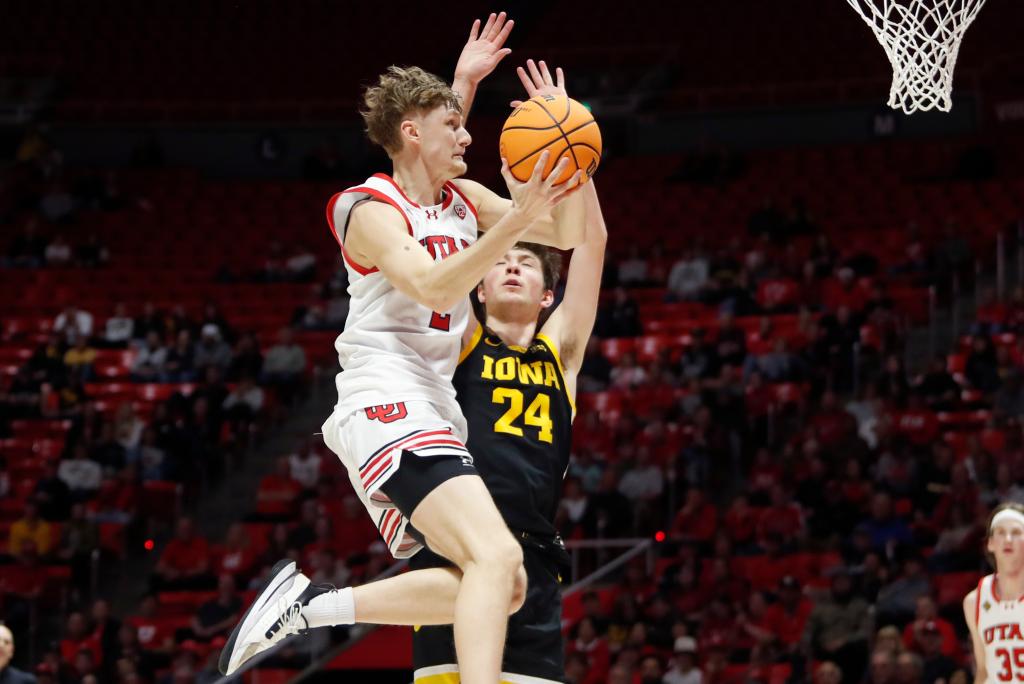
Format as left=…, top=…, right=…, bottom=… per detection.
left=965, top=503, right=1024, bottom=684
left=219, top=14, right=586, bottom=683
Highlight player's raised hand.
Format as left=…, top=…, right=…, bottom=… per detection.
left=454, top=12, right=514, bottom=86
left=501, top=150, right=583, bottom=223
left=510, top=59, right=567, bottom=108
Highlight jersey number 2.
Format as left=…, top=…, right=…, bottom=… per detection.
left=429, top=311, right=451, bottom=331
left=492, top=388, right=553, bottom=443
left=995, top=648, right=1024, bottom=681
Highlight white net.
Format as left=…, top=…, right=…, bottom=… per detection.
left=845, top=0, right=987, bottom=114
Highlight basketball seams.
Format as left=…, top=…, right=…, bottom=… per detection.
left=505, top=120, right=598, bottom=172
left=532, top=99, right=582, bottom=174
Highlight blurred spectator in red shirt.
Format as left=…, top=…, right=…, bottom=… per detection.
left=748, top=448, right=782, bottom=504
left=764, top=576, right=814, bottom=652
left=723, top=494, right=758, bottom=549
left=567, top=617, right=610, bottom=682
left=255, top=457, right=302, bottom=521
left=901, top=595, right=958, bottom=659
left=217, top=523, right=256, bottom=582
left=59, top=612, right=102, bottom=668
left=671, top=489, right=718, bottom=545
left=757, top=485, right=805, bottom=547
left=152, top=517, right=212, bottom=591
left=127, top=595, right=175, bottom=654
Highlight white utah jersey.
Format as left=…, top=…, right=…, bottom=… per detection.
left=975, top=574, right=1024, bottom=682
left=326, top=173, right=478, bottom=417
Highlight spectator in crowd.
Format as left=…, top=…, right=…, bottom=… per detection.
left=152, top=517, right=212, bottom=591
left=8, top=500, right=55, bottom=559
left=610, top=352, right=647, bottom=390
left=7, top=219, right=47, bottom=267
left=667, top=249, right=709, bottom=302
left=902, top=595, right=957, bottom=659
left=131, top=331, right=168, bottom=382
left=599, top=287, right=643, bottom=338
left=262, top=327, right=307, bottom=404
left=285, top=244, right=317, bottom=282
left=62, top=336, right=97, bottom=380
left=670, top=489, right=718, bottom=545
left=217, top=524, right=256, bottom=583
left=228, top=332, right=263, bottom=381
left=126, top=427, right=166, bottom=482
left=164, top=329, right=196, bottom=382
left=287, top=440, right=321, bottom=491
left=222, top=375, right=264, bottom=435
left=132, top=302, right=164, bottom=343
left=53, top=305, right=93, bottom=345
left=802, top=572, right=871, bottom=684
left=618, top=447, right=664, bottom=530
left=34, top=462, right=72, bottom=521
left=193, top=324, right=232, bottom=375
left=57, top=443, right=103, bottom=500
left=895, top=651, right=924, bottom=684
left=618, top=245, right=648, bottom=286
left=254, top=457, right=303, bottom=522
left=75, top=234, right=109, bottom=268
left=102, top=303, right=134, bottom=348
left=662, top=636, right=701, bottom=684
left=764, top=576, right=814, bottom=654
left=815, top=661, right=842, bottom=684
left=58, top=613, right=101, bottom=669
left=917, top=355, right=960, bottom=409
left=44, top=234, right=73, bottom=266
left=876, top=554, right=932, bottom=626
left=56, top=503, right=99, bottom=599
left=182, top=574, right=242, bottom=643
left=917, top=621, right=955, bottom=684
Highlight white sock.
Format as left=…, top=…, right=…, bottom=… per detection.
left=303, top=586, right=356, bottom=628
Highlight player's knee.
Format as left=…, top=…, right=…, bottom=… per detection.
left=473, top=531, right=523, bottom=583
left=508, top=563, right=528, bottom=615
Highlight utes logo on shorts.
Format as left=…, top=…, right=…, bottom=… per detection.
left=454, top=204, right=466, bottom=220
left=365, top=403, right=408, bottom=423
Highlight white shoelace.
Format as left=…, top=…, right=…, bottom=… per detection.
left=270, top=597, right=306, bottom=641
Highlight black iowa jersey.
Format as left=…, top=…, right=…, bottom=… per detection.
left=453, top=325, right=574, bottom=538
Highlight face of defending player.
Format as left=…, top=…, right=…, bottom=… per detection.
left=989, top=519, right=1024, bottom=573
left=477, top=248, right=554, bottom=321
left=400, top=105, right=471, bottom=180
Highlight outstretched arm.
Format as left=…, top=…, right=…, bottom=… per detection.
left=452, top=12, right=514, bottom=125
left=541, top=178, right=606, bottom=374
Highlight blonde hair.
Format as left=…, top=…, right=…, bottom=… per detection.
left=360, top=66, right=462, bottom=156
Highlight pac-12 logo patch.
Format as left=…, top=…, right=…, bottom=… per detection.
left=365, top=402, right=408, bottom=423
left=454, top=204, right=466, bottom=220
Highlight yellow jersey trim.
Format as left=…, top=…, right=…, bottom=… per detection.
left=458, top=325, right=484, bottom=365
left=534, top=332, right=576, bottom=415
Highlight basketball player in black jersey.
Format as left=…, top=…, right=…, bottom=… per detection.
left=412, top=60, right=607, bottom=684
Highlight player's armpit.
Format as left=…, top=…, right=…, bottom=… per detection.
left=453, top=178, right=584, bottom=250
left=346, top=201, right=446, bottom=311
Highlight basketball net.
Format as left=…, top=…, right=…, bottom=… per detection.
left=845, top=0, right=987, bottom=114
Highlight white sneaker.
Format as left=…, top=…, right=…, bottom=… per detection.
left=218, top=559, right=316, bottom=675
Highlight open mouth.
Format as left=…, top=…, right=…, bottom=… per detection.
left=503, top=278, right=522, bottom=289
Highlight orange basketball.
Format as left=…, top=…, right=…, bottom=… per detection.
left=500, top=95, right=602, bottom=185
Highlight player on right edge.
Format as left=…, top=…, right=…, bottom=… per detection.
left=965, top=503, right=1024, bottom=684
